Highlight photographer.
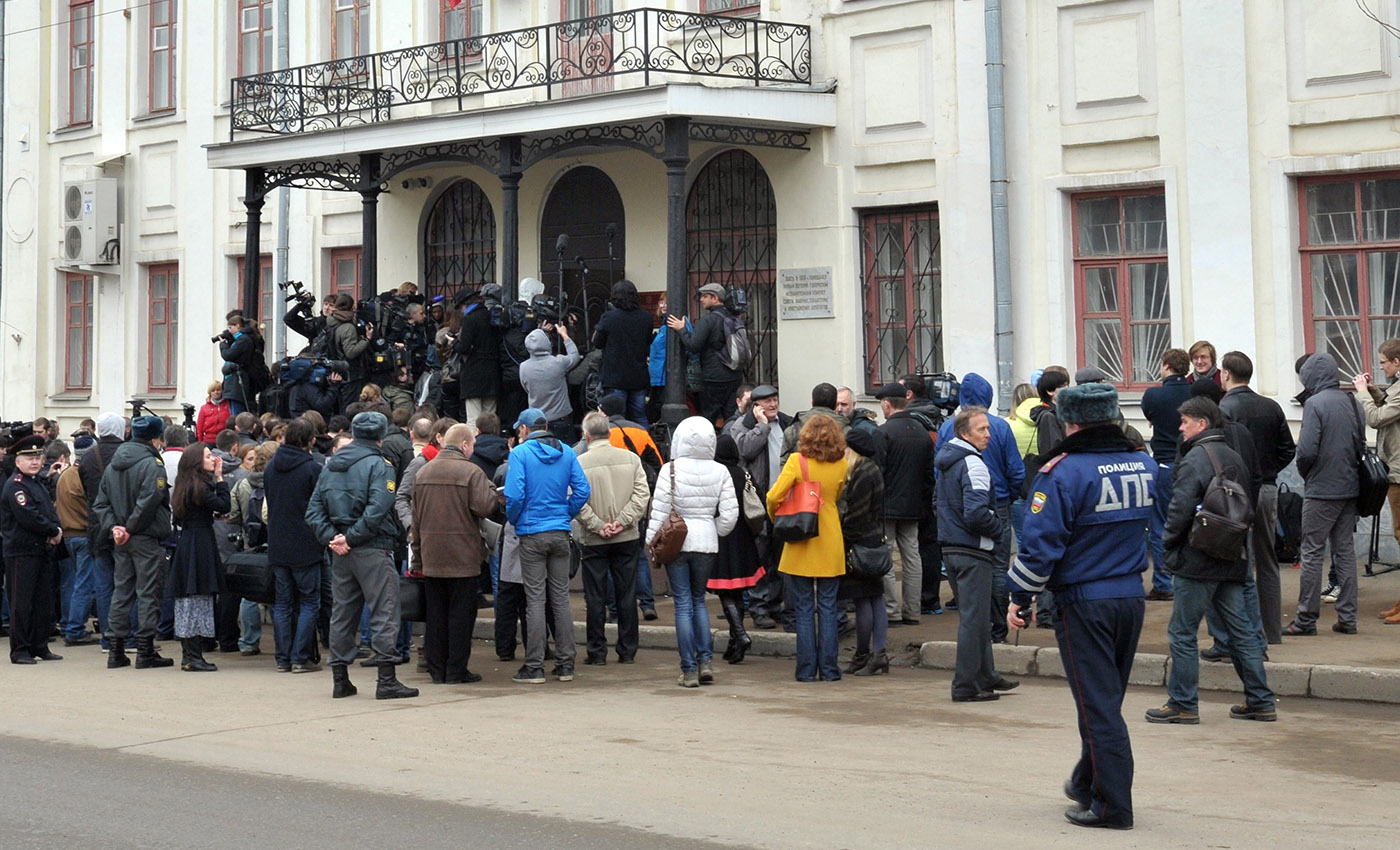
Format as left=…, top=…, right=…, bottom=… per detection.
left=283, top=283, right=333, bottom=343
left=218, top=315, right=258, bottom=416
left=520, top=320, right=582, bottom=445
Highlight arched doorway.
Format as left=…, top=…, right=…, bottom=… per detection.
left=422, top=178, right=496, bottom=303
left=686, top=149, right=777, bottom=386
left=539, top=165, right=625, bottom=338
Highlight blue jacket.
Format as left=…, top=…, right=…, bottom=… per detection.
left=504, top=432, right=590, bottom=534
left=648, top=319, right=694, bottom=387
left=936, top=373, right=1025, bottom=504
left=934, top=437, right=1002, bottom=556
left=1008, top=425, right=1157, bottom=605
left=305, top=439, right=399, bottom=551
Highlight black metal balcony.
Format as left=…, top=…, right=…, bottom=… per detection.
left=230, top=8, right=812, bottom=138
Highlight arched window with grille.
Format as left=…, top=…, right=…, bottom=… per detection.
left=423, top=178, right=496, bottom=303
left=686, top=149, right=777, bottom=385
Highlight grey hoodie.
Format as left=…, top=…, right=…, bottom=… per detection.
left=518, top=328, right=580, bottom=422
left=1296, top=352, right=1364, bottom=500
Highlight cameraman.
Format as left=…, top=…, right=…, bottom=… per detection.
left=285, top=292, right=335, bottom=343
left=452, top=287, right=503, bottom=421
left=218, top=315, right=258, bottom=416
left=286, top=358, right=343, bottom=422
left=324, top=293, right=371, bottom=414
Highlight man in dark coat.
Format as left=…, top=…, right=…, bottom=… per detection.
left=1147, top=396, right=1274, bottom=725
left=592, top=279, right=655, bottom=428
left=265, top=417, right=324, bottom=673
left=668, top=282, right=742, bottom=426
left=218, top=314, right=258, bottom=416
left=454, top=287, right=504, bottom=422
left=1, top=434, right=64, bottom=664
left=726, top=384, right=793, bottom=629
left=1219, top=350, right=1296, bottom=645
left=1139, top=347, right=1194, bottom=600
left=323, top=294, right=372, bottom=414
left=92, top=415, right=175, bottom=669
left=876, top=382, right=934, bottom=626
left=898, top=374, right=948, bottom=613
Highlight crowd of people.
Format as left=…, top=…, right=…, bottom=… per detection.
left=4, top=275, right=1397, bottom=831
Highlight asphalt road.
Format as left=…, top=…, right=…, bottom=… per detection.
left=0, top=645, right=1394, bottom=849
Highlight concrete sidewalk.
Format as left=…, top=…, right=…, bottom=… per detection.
left=480, top=558, right=1400, bottom=703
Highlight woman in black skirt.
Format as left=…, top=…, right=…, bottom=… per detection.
left=169, top=444, right=230, bottom=672
left=708, top=435, right=764, bottom=664
left=838, top=428, right=889, bottom=675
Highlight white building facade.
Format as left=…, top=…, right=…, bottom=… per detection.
left=2, top=0, right=1398, bottom=429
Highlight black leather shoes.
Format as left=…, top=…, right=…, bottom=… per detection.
left=1064, top=809, right=1132, bottom=830
left=990, top=677, right=1020, bottom=692
left=1063, top=781, right=1089, bottom=811
left=951, top=690, right=999, bottom=702
left=34, top=650, right=63, bottom=661
left=1199, top=645, right=1230, bottom=662
left=1332, top=622, right=1357, bottom=635
left=11, top=655, right=36, bottom=665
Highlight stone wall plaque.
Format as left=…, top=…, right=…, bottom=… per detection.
left=778, top=267, right=834, bottom=320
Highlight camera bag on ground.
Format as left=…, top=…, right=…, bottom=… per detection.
left=1188, top=443, right=1254, bottom=562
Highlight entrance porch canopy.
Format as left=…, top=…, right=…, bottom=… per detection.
left=204, top=8, right=834, bottom=425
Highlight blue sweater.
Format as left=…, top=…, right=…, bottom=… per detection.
left=504, top=433, right=590, bottom=534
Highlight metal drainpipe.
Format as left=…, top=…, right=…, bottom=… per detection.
left=1, top=0, right=7, bottom=309
left=273, top=0, right=291, bottom=360
left=986, top=0, right=1013, bottom=415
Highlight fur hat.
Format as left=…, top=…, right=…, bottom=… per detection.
left=350, top=411, right=388, bottom=441
left=131, top=415, right=164, bottom=441
left=1056, top=383, right=1120, bottom=426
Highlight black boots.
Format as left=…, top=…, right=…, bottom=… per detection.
left=180, top=638, right=217, bottom=672
left=332, top=664, right=357, bottom=698
left=721, top=600, right=752, bottom=665
left=843, top=650, right=871, bottom=674
left=375, top=662, right=419, bottom=700
left=133, top=636, right=174, bottom=669
left=853, top=649, right=890, bottom=676
left=107, top=637, right=131, bottom=668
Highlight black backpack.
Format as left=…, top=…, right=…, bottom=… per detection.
left=1275, top=483, right=1303, bottom=564
left=1188, top=443, right=1254, bottom=561
left=243, top=484, right=268, bottom=549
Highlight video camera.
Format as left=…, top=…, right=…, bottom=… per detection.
left=924, top=372, right=961, bottom=413
left=529, top=294, right=566, bottom=325
left=278, top=279, right=316, bottom=310
left=0, top=420, right=29, bottom=442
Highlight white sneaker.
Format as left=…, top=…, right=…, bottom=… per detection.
left=1321, top=584, right=1340, bottom=604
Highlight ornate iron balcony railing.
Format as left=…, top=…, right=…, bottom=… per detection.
left=230, top=8, right=811, bottom=137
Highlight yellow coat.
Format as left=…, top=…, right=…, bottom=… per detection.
left=766, top=453, right=848, bottom=578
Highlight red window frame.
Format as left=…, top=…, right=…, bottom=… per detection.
left=148, top=0, right=176, bottom=113
left=69, top=0, right=94, bottom=126
left=237, top=0, right=274, bottom=76
left=859, top=205, right=943, bottom=393
left=440, top=0, right=483, bottom=60
left=64, top=273, right=94, bottom=392
left=700, top=0, right=761, bottom=15
left=562, top=0, right=611, bottom=20
left=332, top=0, right=370, bottom=60
left=1299, top=172, right=1400, bottom=380
left=148, top=264, right=180, bottom=393
left=257, top=254, right=275, bottom=323
left=330, top=247, right=362, bottom=300
left=1071, top=188, right=1170, bottom=390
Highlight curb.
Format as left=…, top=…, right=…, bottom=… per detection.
left=473, top=617, right=1400, bottom=704
left=919, top=641, right=1400, bottom=705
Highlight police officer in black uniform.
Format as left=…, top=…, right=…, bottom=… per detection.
left=0, top=433, right=65, bottom=664
left=1006, top=383, right=1157, bottom=831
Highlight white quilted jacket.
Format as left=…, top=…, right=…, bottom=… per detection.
left=645, top=416, right=738, bottom=553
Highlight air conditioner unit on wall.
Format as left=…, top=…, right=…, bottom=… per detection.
left=61, top=179, right=119, bottom=265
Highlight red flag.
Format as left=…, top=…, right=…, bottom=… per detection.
left=447, top=0, right=465, bottom=8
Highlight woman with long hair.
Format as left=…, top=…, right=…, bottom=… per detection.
left=644, top=416, right=739, bottom=688
left=708, top=434, right=764, bottom=663
left=766, top=415, right=847, bottom=682
left=169, top=444, right=231, bottom=672
left=837, top=428, right=889, bottom=675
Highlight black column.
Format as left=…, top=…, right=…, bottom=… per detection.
left=242, top=168, right=266, bottom=321
left=498, top=136, right=522, bottom=304
left=359, top=153, right=382, bottom=302
left=662, top=117, right=691, bottom=428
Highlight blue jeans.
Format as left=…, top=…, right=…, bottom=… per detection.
left=666, top=552, right=714, bottom=672
left=60, top=536, right=95, bottom=640
left=1009, top=498, right=1026, bottom=546
left=786, top=573, right=841, bottom=681
left=239, top=598, right=262, bottom=650
left=1146, top=464, right=1174, bottom=592
left=1205, top=576, right=1266, bottom=656
left=1166, top=575, right=1274, bottom=713
left=92, top=549, right=117, bottom=646
left=273, top=564, right=321, bottom=666
left=604, top=387, right=648, bottom=428
left=229, top=399, right=248, bottom=417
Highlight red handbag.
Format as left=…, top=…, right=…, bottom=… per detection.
left=772, top=455, right=822, bottom=542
